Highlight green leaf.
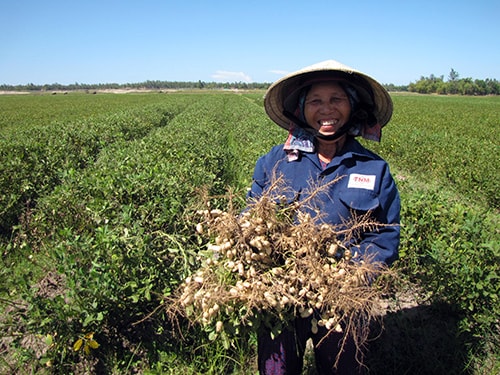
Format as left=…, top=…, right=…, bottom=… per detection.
left=73, top=338, right=83, bottom=352
left=88, top=339, right=99, bottom=349
left=45, top=334, right=53, bottom=346
left=208, top=330, right=217, bottom=341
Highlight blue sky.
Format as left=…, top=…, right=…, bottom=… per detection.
left=1, top=0, right=499, bottom=86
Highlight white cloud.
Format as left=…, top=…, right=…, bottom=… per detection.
left=211, top=70, right=252, bottom=83
left=269, top=69, right=290, bottom=76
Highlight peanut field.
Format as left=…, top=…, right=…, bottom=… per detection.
left=0, top=91, right=498, bottom=374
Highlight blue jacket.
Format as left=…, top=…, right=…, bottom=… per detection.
left=248, top=137, right=400, bottom=266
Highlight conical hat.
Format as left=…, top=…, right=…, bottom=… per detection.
left=264, top=60, right=393, bottom=130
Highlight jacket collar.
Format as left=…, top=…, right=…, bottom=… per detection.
left=301, top=137, right=377, bottom=170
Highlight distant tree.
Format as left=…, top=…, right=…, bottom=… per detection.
left=409, top=75, right=444, bottom=94
left=449, top=68, right=459, bottom=82
left=474, top=79, right=488, bottom=95
left=485, top=78, right=500, bottom=95
left=436, top=81, right=447, bottom=95
left=383, top=83, right=408, bottom=92
left=458, top=78, right=475, bottom=95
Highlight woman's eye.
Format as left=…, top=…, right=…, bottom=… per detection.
left=306, top=96, right=347, bottom=107
left=306, top=99, right=322, bottom=106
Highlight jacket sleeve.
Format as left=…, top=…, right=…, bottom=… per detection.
left=247, top=156, right=267, bottom=203
left=357, top=165, right=400, bottom=267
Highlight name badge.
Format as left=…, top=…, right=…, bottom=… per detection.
left=347, top=173, right=376, bottom=190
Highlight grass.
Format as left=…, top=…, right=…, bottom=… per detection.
left=0, top=91, right=498, bottom=374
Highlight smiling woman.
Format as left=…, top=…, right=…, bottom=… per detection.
left=252, top=59, right=400, bottom=375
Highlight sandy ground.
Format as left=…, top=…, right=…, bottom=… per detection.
left=0, top=88, right=178, bottom=95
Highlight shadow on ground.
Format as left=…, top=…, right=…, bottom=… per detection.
left=365, top=302, right=473, bottom=375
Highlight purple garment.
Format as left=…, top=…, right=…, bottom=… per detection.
left=257, top=315, right=363, bottom=374
left=263, top=343, right=287, bottom=374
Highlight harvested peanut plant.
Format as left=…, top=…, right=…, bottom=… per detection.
left=167, top=176, right=395, bottom=361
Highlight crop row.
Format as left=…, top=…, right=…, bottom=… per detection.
left=0, top=96, right=193, bottom=238
left=0, top=93, right=172, bottom=131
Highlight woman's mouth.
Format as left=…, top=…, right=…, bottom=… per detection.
left=318, top=119, right=339, bottom=131
left=319, top=119, right=338, bottom=127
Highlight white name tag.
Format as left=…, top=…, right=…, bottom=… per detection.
left=347, top=174, right=376, bottom=190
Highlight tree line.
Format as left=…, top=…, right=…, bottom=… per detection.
left=407, top=69, right=500, bottom=95
left=1, top=70, right=498, bottom=95
left=0, top=80, right=270, bottom=92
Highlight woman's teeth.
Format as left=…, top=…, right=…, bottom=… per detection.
left=320, top=120, right=338, bottom=126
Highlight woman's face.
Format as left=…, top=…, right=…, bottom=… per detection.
left=303, top=82, right=351, bottom=137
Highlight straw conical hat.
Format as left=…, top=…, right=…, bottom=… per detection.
left=264, top=60, right=393, bottom=130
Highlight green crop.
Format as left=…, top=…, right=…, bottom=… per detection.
left=0, top=92, right=498, bottom=374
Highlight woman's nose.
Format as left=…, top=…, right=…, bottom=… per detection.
left=319, top=101, right=335, bottom=113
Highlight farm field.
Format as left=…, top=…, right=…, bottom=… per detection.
left=0, top=91, right=498, bottom=374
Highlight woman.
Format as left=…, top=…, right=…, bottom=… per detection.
left=248, top=60, right=400, bottom=374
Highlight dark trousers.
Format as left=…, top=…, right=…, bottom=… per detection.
left=257, top=316, right=363, bottom=375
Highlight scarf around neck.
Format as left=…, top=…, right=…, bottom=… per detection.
left=283, top=122, right=382, bottom=162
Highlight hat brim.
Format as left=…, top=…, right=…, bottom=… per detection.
left=264, top=60, right=393, bottom=130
